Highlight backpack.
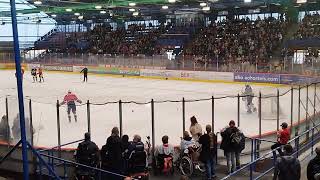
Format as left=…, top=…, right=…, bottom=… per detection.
left=230, top=131, right=245, bottom=151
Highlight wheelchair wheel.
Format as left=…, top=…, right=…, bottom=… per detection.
left=179, top=156, right=193, bottom=177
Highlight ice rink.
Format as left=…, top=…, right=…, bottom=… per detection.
left=0, top=70, right=317, bottom=148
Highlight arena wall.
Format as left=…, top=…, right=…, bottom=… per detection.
left=0, top=62, right=320, bottom=176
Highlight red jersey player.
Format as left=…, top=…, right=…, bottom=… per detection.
left=38, top=67, right=44, bottom=83
left=60, top=90, right=82, bottom=122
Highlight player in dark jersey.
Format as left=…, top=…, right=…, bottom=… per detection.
left=80, top=67, right=88, bottom=82
left=31, top=68, right=37, bottom=82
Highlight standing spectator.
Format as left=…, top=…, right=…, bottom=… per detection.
left=273, top=144, right=300, bottom=180
left=307, top=147, right=320, bottom=180
left=189, top=116, right=202, bottom=141
left=101, top=127, right=122, bottom=180
left=74, top=132, right=99, bottom=175
left=121, top=134, right=130, bottom=175
left=271, top=122, right=290, bottom=157
left=220, top=120, right=243, bottom=173
left=199, top=125, right=217, bottom=179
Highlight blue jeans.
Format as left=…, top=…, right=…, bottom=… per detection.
left=205, top=157, right=215, bottom=179
left=226, top=151, right=240, bottom=173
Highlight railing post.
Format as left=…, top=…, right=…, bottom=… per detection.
left=119, top=100, right=123, bottom=137
left=312, top=84, right=316, bottom=155
left=277, top=89, right=280, bottom=131
left=212, top=96, right=214, bottom=130
left=250, top=139, right=254, bottom=179
left=56, top=100, right=61, bottom=157
left=182, top=97, right=186, bottom=133
left=295, top=135, right=300, bottom=158
left=306, top=85, right=309, bottom=141
left=151, top=99, right=155, bottom=149
left=290, top=87, right=294, bottom=135
left=237, top=94, right=240, bottom=127
left=257, top=92, right=262, bottom=158
left=87, top=100, right=91, bottom=134
left=297, top=86, right=301, bottom=137
left=29, top=99, right=34, bottom=146
left=5, top=97, right=9, bottom=142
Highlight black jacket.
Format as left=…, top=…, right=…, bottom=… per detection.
left=199, top=133, right=212, bottom=162
left=307, top=155, right=320, bottom=180
left=220, top=126, right=240, bottom=153
left=273, top=155, right=301, bottom=180
left=101, top=134, right=122, bottom=169
left=75, top=140, right=99, bottom=166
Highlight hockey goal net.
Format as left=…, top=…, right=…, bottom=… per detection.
left=259, top=95, right=285, bottom=120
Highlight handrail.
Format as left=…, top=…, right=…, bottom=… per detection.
left=221, top=120, right=320, bottom=180
left=38, top=139, right=84, bottom=152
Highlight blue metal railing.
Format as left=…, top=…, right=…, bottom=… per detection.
left=221, top=120, right=320, bottom=180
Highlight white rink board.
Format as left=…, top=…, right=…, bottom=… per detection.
left=0, top=70, right=316, bottom=149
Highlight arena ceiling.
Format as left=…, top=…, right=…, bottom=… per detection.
left=0, top=0, right=319, bottom=22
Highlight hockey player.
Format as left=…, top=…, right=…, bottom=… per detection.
left=31, top=68, right=37, bottom=82
left=60, top=90, right=82, bottom=122
left=242, top=84, right=256, bottom=113
left=38, top=67, right=44, bottom=82
left=80, top=67, right=88, bottom=82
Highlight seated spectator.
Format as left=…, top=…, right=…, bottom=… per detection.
left=189, top=116, right=202, bottom=141
left=75, top=132, right=99, bottom=167
left=0, top=115, right=10, bottom=142
left=101, top=127, right=122, bottom=180
left=273, top=144, right=300, bottom=180
left=121, top=134, right=130, bottom=175
left=220, top=120, right=243, bottom=173
left=307, top=147, right=320, bottom=180
left=271, top=122, right=290, bottom=157
left=127, top=134, right=147, bottom=175
left=154, top=135, right=174, bottom=173
left=199, top=125, right=217, bottom=179
left=180, top=131, right=194, bottom=152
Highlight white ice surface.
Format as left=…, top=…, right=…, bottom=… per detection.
left=0, top=70, right=317, bottom=149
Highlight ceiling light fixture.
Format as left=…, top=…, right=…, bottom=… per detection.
left=200, top=2, right=207, bottom=7
left=74, top=12, right=80, bottom=16
left=129, top=8, right=135, bottom=12
left=100, top=10, right=107, bottom=14
left=296, top=0, right=307, bottom=3
left=202, top=6, right=210, bottom=11
left=244, top=0, right=251, bottom=3
left=65, top=8, right=72, bottom=12
left=95, top=5, right=102, bottom=9
left=162, top=5, right=169, bottom=9
left=34, top=0, right=42, bottom=5
left=129, top=2, right=136, bottom=6
left=51, top=14, right=57, bottom=18
left=168, top=0, right=176, bottom=3
left=132, top=11, right=139, bottom=16
left=78, top=16, right=84, bottom=20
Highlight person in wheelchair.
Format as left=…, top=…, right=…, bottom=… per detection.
left=154, top=135, right=174, bottom=174
left=126, top=135, right=149, bottom=179
left=74, top=132, right=99, bottom=179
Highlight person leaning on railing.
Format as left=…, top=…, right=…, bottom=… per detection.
left=271, top=122, right=290, bottom=157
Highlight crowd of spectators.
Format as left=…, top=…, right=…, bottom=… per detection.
left=295, top=13, right=320, bottom=39
left=184, top=17, right=287, bottom=66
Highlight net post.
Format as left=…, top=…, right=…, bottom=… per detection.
left=306, top=84, right=309, bottom=140
left=87, top=100, right=91, bottom=134
left=211, top=96, right=214, bottom=130
left=237, top=93, right=240, bottom=127
left=5, top=97, right=9, bottom=137
left=296, top=86, right=301, bottom=137
left=151, top=99, right=155, bottom=149
left=119, top=100, right=123, bottom=137
left=290, top=87, right=294, bottom=135
left=257, top=92, right=262, bottom=158
left=182, top=97, right=186, bottom=133
left=29, top=99, right=34, bottom=146
left=56, top=100, right=61, bottom=157
left=277, top=89, right=280, bottom=131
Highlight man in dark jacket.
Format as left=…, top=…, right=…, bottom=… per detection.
left=80, top=67, right=88, bottom=82
left=101, top=127, right=123, bottom=180
left=307, top=147, right=320, bottom=180
left=220, top=120, right=242, bottom=173
left=199, top=124, right=217, bottom=179
left=273, top=144, right=300, bottom=180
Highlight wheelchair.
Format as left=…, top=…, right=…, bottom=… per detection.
left=153, top=154, right=174, bottom=176
left=179, top=144, right=205, bottom=177
left=74, top=159, right=97, bottom=180
left=127, top=148, right=149, bottom=180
